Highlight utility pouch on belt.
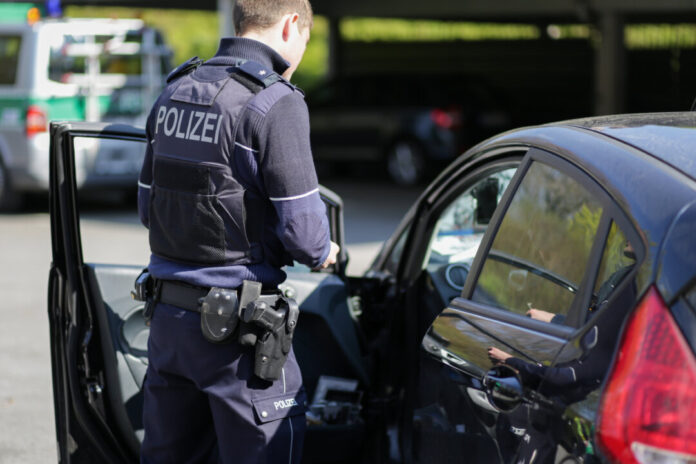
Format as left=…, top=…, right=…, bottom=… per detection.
left=241, top=292, right=300, bottom=381
left=200, top=287, right=239, bottom=344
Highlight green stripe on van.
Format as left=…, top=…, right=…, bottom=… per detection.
left=0, top=3, right=46, bottom=24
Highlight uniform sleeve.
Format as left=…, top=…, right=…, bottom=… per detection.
left=506, top=357, right=578, bottom=390
left=256, top=92, right=331, bottom=268
left=137, top=105, right=156, bottom=228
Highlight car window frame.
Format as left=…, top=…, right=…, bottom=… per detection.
left=50, top=121, right=347, bottom=275
left=462, top=147, right=646, bottom=331
left=391, top=148, right=528, bottom=288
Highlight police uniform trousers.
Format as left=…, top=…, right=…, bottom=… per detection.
left=141, top=302, right=306, bottom=464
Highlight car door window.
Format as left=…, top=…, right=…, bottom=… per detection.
left=73, top=135, right=150, bottom=265
left=427, top=168, right=516, bottom=269
left=472, top=161, right=604, bottom=324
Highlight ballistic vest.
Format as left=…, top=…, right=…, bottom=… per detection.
left=147, top=57, right=296, bottom=267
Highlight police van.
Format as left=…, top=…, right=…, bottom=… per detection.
left=0, top=3, right=171, bottom=209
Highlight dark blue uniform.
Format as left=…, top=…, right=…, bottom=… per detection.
left=137, top=37, right=330, bottom=464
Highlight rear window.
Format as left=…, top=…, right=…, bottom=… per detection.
left=0, top=34, right=22, bottom=85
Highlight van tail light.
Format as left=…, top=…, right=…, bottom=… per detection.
left=26, top=105, right=47, bottom=137
left=596, top=286, right=696, bottom=464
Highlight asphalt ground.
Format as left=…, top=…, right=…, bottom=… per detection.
left=0, top=179, right=420, bottom=464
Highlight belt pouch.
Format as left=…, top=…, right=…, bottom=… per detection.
left=200, top=287, right=239, bottom=343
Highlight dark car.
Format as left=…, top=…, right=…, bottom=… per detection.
left=307, top=74, right=510, bottom=186
left=48, top=112, right=696, bottom=464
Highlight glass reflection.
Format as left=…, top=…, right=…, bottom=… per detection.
left=473, top=162, right=604, bottom=322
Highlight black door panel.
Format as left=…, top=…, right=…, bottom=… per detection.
left=85, top=264, right=146, bottom=453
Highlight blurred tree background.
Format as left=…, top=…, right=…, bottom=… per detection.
left=65, top=7, right=696, bottom=115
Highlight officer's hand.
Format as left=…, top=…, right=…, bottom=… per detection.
left=317, top=241, right=340, bottom=269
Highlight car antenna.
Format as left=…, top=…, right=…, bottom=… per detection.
left=691, top=96, right=696, bottom=111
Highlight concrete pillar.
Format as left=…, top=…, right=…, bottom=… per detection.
left=328, top=17, right=342, bottom=79
left=218, top=0, right=235, bottom=39
left=594, top=11, right=625, bottom=115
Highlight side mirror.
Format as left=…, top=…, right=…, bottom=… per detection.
left=483, top=364, right=524, bottom=412
left=472, top=177, right=499, bottom=225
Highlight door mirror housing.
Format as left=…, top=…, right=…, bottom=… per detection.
left=483, top=364, right=524, bottom=412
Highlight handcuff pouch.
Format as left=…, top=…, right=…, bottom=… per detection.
left=200, top=287, right=239, bottom=343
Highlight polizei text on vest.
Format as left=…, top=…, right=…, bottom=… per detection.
left=155, top=105, right=224, bottom=144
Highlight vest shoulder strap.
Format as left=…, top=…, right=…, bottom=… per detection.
left=230, top=60, right=301, bottom=95
left=236, top=60, right=283, bottom=87
left=166, top=56, right=204, bottom=83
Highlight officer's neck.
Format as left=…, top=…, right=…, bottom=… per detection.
left=240, top=31, right=283, bottom=58
left=239, top=28, right=294, bottom=79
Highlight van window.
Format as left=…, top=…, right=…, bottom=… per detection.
left=48, top=31, right=168, bottom=83
left=0, top=35, right=21, bottom=85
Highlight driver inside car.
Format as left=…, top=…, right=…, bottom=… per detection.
left=486, top=240, right=637, bottom=464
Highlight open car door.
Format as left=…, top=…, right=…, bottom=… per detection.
left=48, top=121, right=370, bottom=463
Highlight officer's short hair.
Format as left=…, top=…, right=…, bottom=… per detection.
left=234, top=0, right=313, bottom=35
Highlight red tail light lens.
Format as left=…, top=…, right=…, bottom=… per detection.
left=430, top=107, right=462, bottom=130
left=26, top=105, right=47, bottom=137
left=597, top=287, right=696, bottom=464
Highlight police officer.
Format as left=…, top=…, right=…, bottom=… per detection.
left=136, top=1, right=339, bottom=462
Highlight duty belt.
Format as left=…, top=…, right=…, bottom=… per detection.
left=157, top=279, right=225, bottom=313
left=140, top=277, right=298, bottom=381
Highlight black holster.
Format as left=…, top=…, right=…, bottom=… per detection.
left=240, top=291, right=299, bottom=381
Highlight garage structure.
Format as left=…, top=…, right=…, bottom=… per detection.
left=53, top=0, right=696, bottom=118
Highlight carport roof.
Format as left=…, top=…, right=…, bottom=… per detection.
left=59, top=0, right=696, bottom=21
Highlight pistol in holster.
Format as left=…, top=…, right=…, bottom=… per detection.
left=238, top=283, right=300, bottom=381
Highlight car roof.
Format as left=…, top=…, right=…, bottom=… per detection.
left=555, top=112, right=696, bottom=180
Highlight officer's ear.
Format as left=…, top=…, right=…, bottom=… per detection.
left=281, top=13, right=300, bottom=42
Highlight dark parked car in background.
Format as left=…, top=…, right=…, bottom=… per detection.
left=49, top=112, right=696, bottom=463
left=307, top=74, right=510, bottom=185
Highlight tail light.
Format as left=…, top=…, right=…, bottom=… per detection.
left=597, top=286, right=696, bottom=464
left=430, top=107, right=462, bottom=130
left=26, top=105, right=47, bottom=137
